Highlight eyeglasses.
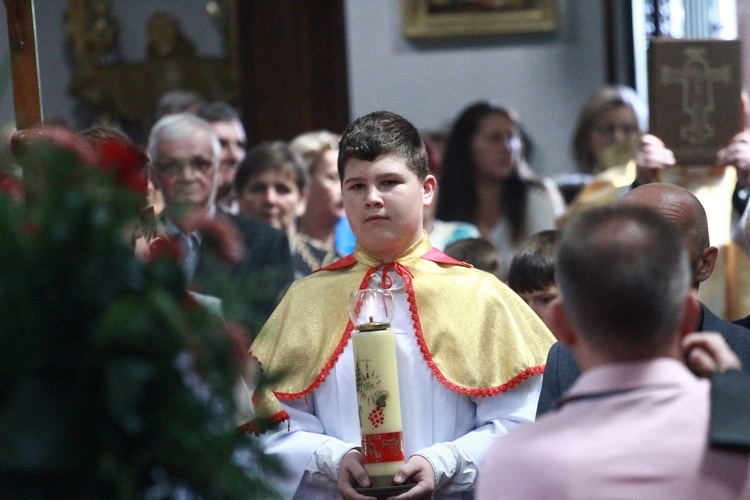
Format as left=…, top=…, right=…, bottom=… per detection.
left=593, top=123, right=639, bottom=138
left=154, top=157, right=215, bottom=176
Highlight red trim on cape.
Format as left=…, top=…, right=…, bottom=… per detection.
left=315, top=246, right=471, bottom=273
left=468, top=364, right=547, bottom=397
left=274, top=267, right=379, bottom=401
left=264, top=246, right=538, bottom=401
left=394, top=261, right=540, bottom=397
left=238, top=409, right=290, bottom=436
left=420, top=247, right=472, bottom=267
left=316, top=253, right=357, bottom=272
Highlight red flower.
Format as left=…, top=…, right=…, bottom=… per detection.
left=0, top=173, right=23, bottom=202
left=146, top=236, right=182, bottom=263
left=98, top=139, right=149, bottom=195
left=182, top=211, right=247, bottom=265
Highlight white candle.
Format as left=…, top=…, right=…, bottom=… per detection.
left=352, top=325, right=405, bottom=487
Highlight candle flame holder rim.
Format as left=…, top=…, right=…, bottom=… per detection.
left=349, top=288, right=395, bottom=328
left=356, top=321, right=391, bottom=332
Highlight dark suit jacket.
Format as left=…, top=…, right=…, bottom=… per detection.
left=734, top=315, right=750, bottom=329
left=536, top=304, right=750, bottom=416
left=189, top=210, right=293, bottom=335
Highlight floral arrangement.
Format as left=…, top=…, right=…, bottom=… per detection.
left=0, top=127, right=279, bottom=498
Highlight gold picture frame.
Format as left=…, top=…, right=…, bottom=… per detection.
left=402, top=0, right=558, bottom=39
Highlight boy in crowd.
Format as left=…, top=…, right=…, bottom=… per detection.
left=507, top=230, right=561, bottom=337
left=244, top=111, right=554, bottom=499
left=443, top=237, right=503, bottom=279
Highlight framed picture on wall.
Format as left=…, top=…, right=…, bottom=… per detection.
left=402, top=0, right=558, bottom=39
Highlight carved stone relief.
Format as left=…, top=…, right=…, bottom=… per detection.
left=64, top=0, right=237, bottom=133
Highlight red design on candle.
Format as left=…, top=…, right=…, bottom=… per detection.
left=361, top=431, right=406, bottom=464
left=368, top=406, right=385, bottom=427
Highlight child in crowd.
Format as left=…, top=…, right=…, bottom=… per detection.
left=506, top=229, right=561, bottom=337
left=443, top=237, right=502, bottom=279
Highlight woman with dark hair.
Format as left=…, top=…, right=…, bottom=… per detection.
left=234, top=141, right=308, bottom=251
left=436, top=101, right=564, bottom=278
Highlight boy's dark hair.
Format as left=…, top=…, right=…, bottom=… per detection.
left=507, top=230, right=561, bottom=293
left=153, top=89, right=205, bottom=122
left=197, top=101, right=241, bottom=123
left=338, top=111, right=429, bottom=182
left=443, top=238, right=501, bottom=276
left=234, top=141, right=307, bottom=194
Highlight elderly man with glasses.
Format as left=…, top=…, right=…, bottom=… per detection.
left=148, top=113, right=293, bottom=336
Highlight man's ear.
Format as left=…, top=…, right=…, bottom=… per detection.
left=423, top=174, right=437, bottom=205
left=695, top=246, right=718, bottom=284
left=549, top=298, right=577, bottom=347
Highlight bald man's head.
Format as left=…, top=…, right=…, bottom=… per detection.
left=616, top=184, right=715, bottom=288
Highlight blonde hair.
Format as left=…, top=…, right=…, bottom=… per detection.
left=289, top=130, right=341, bottom=175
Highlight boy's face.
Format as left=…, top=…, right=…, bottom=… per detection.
left=519, top=284, right=559, bottom=336
left=343, top=154, right=436, bottom=262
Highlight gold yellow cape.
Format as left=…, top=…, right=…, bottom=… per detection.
left=244, top=234, right=555, bottom=433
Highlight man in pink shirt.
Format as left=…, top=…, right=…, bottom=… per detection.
left=478, top=206, right=750, bottom=499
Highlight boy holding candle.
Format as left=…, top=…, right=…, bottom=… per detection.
left=245, top=111, right=555, bottom=499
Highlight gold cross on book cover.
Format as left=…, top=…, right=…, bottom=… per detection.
left=648, top=38, right=743, bottom=166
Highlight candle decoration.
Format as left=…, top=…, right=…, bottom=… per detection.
left=348, top=289, right=412, bottom=494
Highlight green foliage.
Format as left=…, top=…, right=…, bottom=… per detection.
left=0, top=134, right=279, bottom=498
